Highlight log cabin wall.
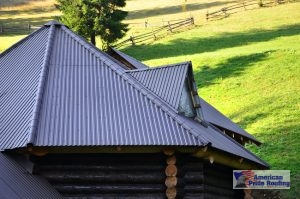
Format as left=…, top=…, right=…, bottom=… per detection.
left=32, top=153, right=243, bottom=199
left=32, top=153, right=166, bottom=198
left=182, top=156, right=243, bottom=199
left=203, top=160, right=244, bottom=199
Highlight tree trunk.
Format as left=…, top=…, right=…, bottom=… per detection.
left=91, top=31, right=96, bottom=45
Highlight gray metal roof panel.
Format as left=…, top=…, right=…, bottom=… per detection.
left=199, top=97, right=260, bottom=144
left=33, top=25, right=204, bottom=147
left=0, top=153, right=62, bottom=198
left=127, top=62, right=189, bottom=110
left=0, top=27, right=50, bottom=150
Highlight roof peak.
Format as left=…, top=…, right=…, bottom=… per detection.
left=44, top=20, right=63, bottom=27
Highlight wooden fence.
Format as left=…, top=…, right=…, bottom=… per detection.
left=206, top=0, right=289, bottom=21
left=114, top=17, right=194, bottom=49
left=0, top=23, right=41, bottom=34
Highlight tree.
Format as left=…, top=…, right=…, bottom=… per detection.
left=56, top=0, right=128, bottom=50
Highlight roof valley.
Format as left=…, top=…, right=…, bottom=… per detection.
left=28, top=24, right=56, bottom=145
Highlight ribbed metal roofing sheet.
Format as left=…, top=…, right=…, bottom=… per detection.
left=33, top=25, right=204, bottom=147
left=110, top=47, right=148, bottom=69
left=0, top=153, right=62, bottom=198
left=127, top=63, right=189, bottom=110
left=199, top=97, right=260, bottom=144
left=0, top=27, right=49, bottom=150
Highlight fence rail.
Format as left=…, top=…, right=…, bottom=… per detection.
left=114, top=17, right=194, bottom=49
left=206, top=0, right=288, bottom=21
left=0, top=23, right=41, bottom=34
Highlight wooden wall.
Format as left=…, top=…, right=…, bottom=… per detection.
left=32, top=153, right=243, bottom=199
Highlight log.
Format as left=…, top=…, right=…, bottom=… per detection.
left=35, top=164, right=165, bottom=172
left=166, top=155, right=177, bottom=165
left=165, top=164, right=177, bottom=177
left=165, top=176, right=185, bottom=188
left=163, top=148, right=175, bottom=156
left=184, top=171, right=204, bottom=183
left=183, top=161, right=204, bottom=171
left=166, top=187, right=184, bottom=199
left=184, top=185, right=204, bottom=193
left=42, top=172, right=165, bottom=183
left=204, top=175, right=233, bottom=189
left=205, top=185, right=235, bottom=196
left=55, top=184, right=165, bottom=194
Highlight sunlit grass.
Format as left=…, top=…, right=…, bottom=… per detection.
left=122, top=3, right=300, bottom=198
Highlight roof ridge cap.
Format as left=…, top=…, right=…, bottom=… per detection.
left=126, top=61, right=191, bottom=73
left=27, top=24, right=56, bottom=145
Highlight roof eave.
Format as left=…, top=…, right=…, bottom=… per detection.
left=193, top=146, right=270, bottom=169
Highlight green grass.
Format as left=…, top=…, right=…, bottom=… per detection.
left=122, top=3, right=300, bottom=198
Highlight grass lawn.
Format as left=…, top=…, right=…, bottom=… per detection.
left=122, top=2, right=300, bottom=198
left=1, top=1, right=299, bottom=198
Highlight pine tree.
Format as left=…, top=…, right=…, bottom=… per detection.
left=56, top=0, right=128, bottom=50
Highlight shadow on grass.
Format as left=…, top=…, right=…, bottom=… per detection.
left=194, top=52, right=270, bottom=87
left=123, top=23, right=300, bottom=61
left=127, top=1, right=236, bottom=20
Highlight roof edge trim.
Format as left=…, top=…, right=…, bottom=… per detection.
left=28, top=24, right=56, bottom=145
left=207, top=123, right=269, bottom=167
left=211, top=123, right=261, bottom=145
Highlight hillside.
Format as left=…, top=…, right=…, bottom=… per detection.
left=122, top=2, right=300, bottom=198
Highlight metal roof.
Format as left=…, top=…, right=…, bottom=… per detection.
left=0, top=21, right=268, bottom=168
left=0, top=22, right=204, bottom=149
left=0, top=27, right=50, bottom=149
left=0, top=152, right=62, bottom=198
left=127, top=62, right=189, bottom=110
left=199, top=97, right=261, bottom=145
left=125, top=60, right=260, bottom=144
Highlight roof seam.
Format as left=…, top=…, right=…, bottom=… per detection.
left=27, top=24, right=56, bottom=145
